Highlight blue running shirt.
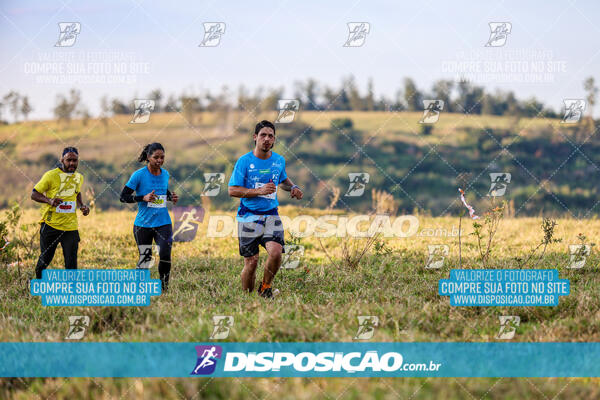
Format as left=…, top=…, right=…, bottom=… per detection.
left=228, top=152, right=288, bottom=221
left=125, top=167, right=172, bottom=228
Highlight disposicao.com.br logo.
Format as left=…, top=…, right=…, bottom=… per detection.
left=191, top=346, right=441, bottom=376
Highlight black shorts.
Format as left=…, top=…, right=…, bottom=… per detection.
left=237, top=215, right=285, bottom=257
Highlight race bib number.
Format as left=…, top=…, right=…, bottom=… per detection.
left=147, top=195, right=167, bottom=208
left=55, top=201, right=76, bottom=213
left=255, top=182, right=277, bottom=200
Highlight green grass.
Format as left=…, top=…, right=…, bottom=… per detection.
left=1, top=206, right=600, bottom=398
left=2, top=111, right=599, bottom=397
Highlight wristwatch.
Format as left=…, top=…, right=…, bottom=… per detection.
left=291, top=185, right=300, bottom=191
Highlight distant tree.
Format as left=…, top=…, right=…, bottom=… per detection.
left=456, top=80, right=483, bottom=114
left=53, top=89, right=81, bottom=123
left=181, top=96, right=201, bottom=125
left=164, top=95, right=180, bottom=112
left=294, top=79, right=320, bottom=110
left=322, top=87, right=338, bottom=111
left=205, top=86, right=230, bottom=112
left=110, top=99, right=129, bottom=115
left=262, top=87, right=283, bottom=112
left=80, top=107, right=91, bottom=126
left=365, top=78, right=375, bottom=111
left=431, top=80, right=454, bottom=113
left=347, top=76, right=364, bottom=111
left=392, top=89, right=406, bottom=111
left=403, top=78, right=422, bottom=111
left=236, top=85, right=263, bottom=113
left=20, top=96, right=32, bottom=121
left=3, top=91, right=21, bottom=122
left=481, top=94, right=495, bottom=115
left=520, top=97, right=545, bottom=118
left=505, top=91, right=519, bottom=116
left=583, top=77, right=598, bottom=117
left=148, top=89, right=163, bottom=112
left=99, top=95, right=111, bottom=132
left=53, top=95, right=70, bottom=122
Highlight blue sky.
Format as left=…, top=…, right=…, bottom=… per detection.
left=1, top=0, right=599, bottom=119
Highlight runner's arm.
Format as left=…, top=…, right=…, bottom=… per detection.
left=279, top=178, right=303, bottom=199
left=77, top=192, right=90, bottom=215
left=119, top=186, right=144, bottom=203
left=228, top=185, right=270, bottom=198
left=76, top=192, right=84, bottom=208
left=31, top=189, right=61, bottom=206
left=279, top=178, right=295, bottom=191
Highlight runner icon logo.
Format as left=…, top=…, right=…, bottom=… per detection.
left=420, top=100, right=444, bottom=124
left=191, top=345, right=223, bottom=375
left=485, top=22, right=511, bottom=47
left=55, top=22, right=81, bottom=47
left=345, top=173, right=370, bottom=197
left=173, top=206, right=205, bottom=242
left=130, top=100, right=155, bottom=124
left=425, top=245, right=449, bottom=269
left=487, top=173, right=511, bottom=197
left=199, top=22, right=225, bottom=47
left=202, top=173, right=225, bottom=196
left=344, top=22, right=370, bottom=47
left=496, top=316, right=520, bottom=340
left=275, top=99, right=300, bottom=124
left=209, top=316, right=234, bottom=340
left=353, top=316, right=378, bottom=340
left=137, top=244, right=159, bottom=269
left=65, top=315, right=90, bottom=340
left=561, top=99, right=586, bottom=124
left=282, top=245, right=304, bottom=270
left=568, top=244, right=591, bottom=269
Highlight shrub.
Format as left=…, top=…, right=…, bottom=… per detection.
left=330, top=118, right=353, bottom=130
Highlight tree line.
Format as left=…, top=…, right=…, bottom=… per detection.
left=0, top=76, right=597, bottom=124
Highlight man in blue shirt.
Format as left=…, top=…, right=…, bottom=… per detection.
left=228, top=120, right=303, bottom=298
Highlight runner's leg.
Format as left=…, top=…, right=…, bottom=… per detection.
left=35, top=223, right=61, bottom=279
left=261, top=215, right=285, bottom=286
left=60, top=230, right=80, bottom=270
left=154, top=224, right=173, bottom=291
left=133, top=225, right=154, bottom=268
left=262, top=241, right=283, bottom=286
left=242, top=254, right=259, bottom=292
left=238, top=221, right=261, bottom=292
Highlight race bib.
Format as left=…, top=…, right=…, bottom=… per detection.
left=147, top=195, right=167, bottom=208
left=55, top=201, right=76, bottom=213
left=255, top=182, right=277, bottom=200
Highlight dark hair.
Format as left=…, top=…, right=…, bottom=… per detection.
left=62, top=146, right=78, bottom=156
left=254, top=120, right=276, bottom=136
left=138, top=143, right=165, bottom=162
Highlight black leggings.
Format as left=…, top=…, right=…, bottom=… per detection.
left=35, top=223, right=79, bottom=279
left=133, top=224, right=173, bottom=288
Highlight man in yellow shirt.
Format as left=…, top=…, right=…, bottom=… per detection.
left=31, top=147, right=90, bottom=278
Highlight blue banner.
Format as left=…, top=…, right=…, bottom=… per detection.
left=1, top=342, right=599, bottom=377
left=30, top=269, right=162, bottom=306
left=438, top=269, right=569, bottom=306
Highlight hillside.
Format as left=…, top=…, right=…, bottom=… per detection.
left=2, top=111, right=598, bottom=216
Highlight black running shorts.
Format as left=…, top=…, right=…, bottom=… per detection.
left=237, top=215, right=285, bottom=257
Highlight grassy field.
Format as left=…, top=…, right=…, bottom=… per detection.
left=1, top=110, right=599, bottom=397
left=1, top=205, right=599, bottom=398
